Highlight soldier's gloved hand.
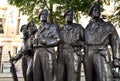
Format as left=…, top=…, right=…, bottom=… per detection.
left=38, top=38, right=46, bottom=46
left=33, top=38, right=38, bottom=47
left=10, top=57, right=16, bottom=63
left=113, top=58, right=120, bottom=68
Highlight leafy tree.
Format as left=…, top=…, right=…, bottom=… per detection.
left=108, top=0, right=120, bottom=27
left=9, top=0, right=119, bottom=26
left=103, top=0, right=110, bottom=5
left=8, top=0, right=97, bottom=25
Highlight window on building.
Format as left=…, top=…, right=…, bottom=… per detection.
left=16, top=11, right=21, bottom=35
left=13, top=46, right=17, bottom=55
left=0, top=18, right=4, bottom=33
left=0, top=47, right=2, bottom=69
left=15, top=47, right=17, bottom=55
left=17, top=18, right=20, bottom=35
left=0, top=9, right=6, bottom=34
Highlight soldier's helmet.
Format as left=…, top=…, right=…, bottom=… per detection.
left=88, top=3, right=101, bottom=17
left=63, top=9, right=73, bottom=19
left=20, top=24, right=27, bottom=32
left=38, top=9, right=48, bottom=19
left=26, top=21, right=34, bottom=29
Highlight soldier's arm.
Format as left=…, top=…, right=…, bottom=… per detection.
left=44, top=24, right=60, bottom=47
left=71, top=24, right=85, bottom=47
left=10, top=48, right=23, bottom=62
left=33, top=28, right=46, bottom=47
left=109, top=24, right=120, bottom=67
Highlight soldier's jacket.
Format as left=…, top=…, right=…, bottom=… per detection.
left=33, top=23, right=60, bottom=54
left=59, top=23, right=84, bottom=54
left=85, top=19, right=120, bottom=60
left=27, top=34, right=37, bottom=56
left=22, top=37, right=34, bottom=55
left=13, top=37, right=31, bottom=61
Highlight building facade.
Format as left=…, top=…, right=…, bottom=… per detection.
left=0, top=2, right=28, bottom=72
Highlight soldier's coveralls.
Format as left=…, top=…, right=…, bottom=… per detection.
left=12, top=23, right=36, bottom=81
left=84, top=19, right=120, bottom=81
left=25, top=33, right=36, bottom=81
left=33, top=23, right=60, bottom=81
left=13, top=37, right=34, bottom=81
left=57, top=23, right=84, bottom=81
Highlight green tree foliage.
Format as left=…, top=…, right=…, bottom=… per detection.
left=109, top=0, right=120, bottom=27
left=103, top=0, right=120, bottom=27
left=51, top=0, right=96, bottom=25
left=8, top=0, right=120, bottom=27
left=8, top=0, right=98, bottom=25
left=103, top=0, right=110, bottom=5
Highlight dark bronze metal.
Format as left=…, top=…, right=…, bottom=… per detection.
left=10, top=22, right=37, bottom=81
left=84, top=3, right=120, bottom=81
left=33, top=9, right=60, bottom=81
left=8, top=51, right=18, bottom=81
left=25, top=21, right=37, bottom=81
left=10, top=24, right=28, bottom=81
left=57, top=9, right=84, bottom=81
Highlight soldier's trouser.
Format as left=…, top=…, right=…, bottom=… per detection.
left=22, top=56, right=27, bottom=81
left=26, top=56, right=33, bottom=81
left=84, top=50, right=113, bottom=81
left=57, top=49, right=81, bottom=81
left=33, top=49, right=54, bottom=81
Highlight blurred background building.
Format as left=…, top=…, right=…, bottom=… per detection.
left=0, top=0, right=28, bottom=73
left=0, top=0, right=119, bottom=81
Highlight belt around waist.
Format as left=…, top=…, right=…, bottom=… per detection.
left=60, top=44, right=81, bottom=49
left=86, top=45, right=107, bottom=49
left=87, top=43, right=103, bottom=46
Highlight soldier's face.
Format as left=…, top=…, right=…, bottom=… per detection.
left=65, top=11, right=73, bottom=22
left=92, top=6, right=100, bottom=18
left=28, top=23, right=35, bottom=34
left=22, top=28, right=28, bottom=36
left=40, top=11, right=48, bottom=21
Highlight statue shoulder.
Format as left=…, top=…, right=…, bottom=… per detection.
left=51, top=24, right=59, bottom=28
left=86, top=21, right=93, bottom=29
left=105, top=21, right=114, bottom=27
left=50, top=24, right=60, bottom=31
left=103, top=21, right=117, bottom=33
left=102, top=21, right=115, bottom=30
left=73, top=23, right=85, bottom=32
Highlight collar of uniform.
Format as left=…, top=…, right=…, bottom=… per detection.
left=41, top=23, right=50, bottom=29
left=39, top=23, right=51, bottom=32
left=63, top=24, right=73, bottom=30
left=92, top=18, right=105, bottom=25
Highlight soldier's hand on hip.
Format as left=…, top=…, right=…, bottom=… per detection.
left=113, top=58, right=120, bottom=68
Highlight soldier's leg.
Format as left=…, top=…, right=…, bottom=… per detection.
left=41, top=51, right=54, bottom=81
left=33, top=50, right=43, bottom=81
left=22, top=56, right=27, bottom=81
left=67, top=53, right=81, bottom=81
left=93, top=54, right=113, bottom=81
left=57, top=53, right=65, bottom=81
left=83, top=54, right=93, bottom=81
left=118, top=67, right=120, bottom=80
left=26, top=58, right=33, bottom=81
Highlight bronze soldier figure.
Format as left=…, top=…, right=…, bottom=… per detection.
left=33, top=9, right=60, bottom=81
left=11, top=22, right=37, bottom=81
left=10, top=24, right=29, bottom=81
left=9, top=51, right=18, bottom=81
left=57, top=9, right=84, bottom=81
left=83, top=3, right=120, bottom=81
left=25, top=21, right=37, bottom=81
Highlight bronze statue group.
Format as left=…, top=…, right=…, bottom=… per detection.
left=10, top=3, right=120, bottom=81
